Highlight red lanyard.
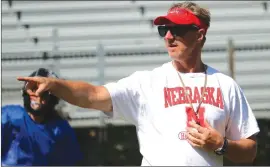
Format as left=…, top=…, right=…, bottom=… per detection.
left=176, top=64, right=207, bottom=124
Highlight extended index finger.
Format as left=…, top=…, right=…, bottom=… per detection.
left=17, top=76, right=41, bottom=83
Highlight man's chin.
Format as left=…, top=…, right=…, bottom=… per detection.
left=168, top=54, right=181, bottom=61
left=168, top=51, right=186, bottom=60
left=30, top=104, right=42, bottom=111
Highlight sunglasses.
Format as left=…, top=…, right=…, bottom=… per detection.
left=157, top=25, right=199, bottom=37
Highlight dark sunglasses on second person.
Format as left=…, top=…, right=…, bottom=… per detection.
left=158, top=25, right=199, bottom=37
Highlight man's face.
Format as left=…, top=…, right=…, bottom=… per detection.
left=160, top=24, right=201, bottom=61
left=29, top=93, right=48, bottom=111
left=25, top=83, right=49, bottom=111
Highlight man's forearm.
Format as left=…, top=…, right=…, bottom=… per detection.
left=225, top=137, right=257, bottom=163
left=50, top=79, right=96, bottom=109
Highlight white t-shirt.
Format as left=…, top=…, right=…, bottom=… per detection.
left=104, top=61, right=260, bottom=166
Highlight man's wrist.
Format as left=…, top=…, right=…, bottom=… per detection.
left=50, top=78, right=60, bottom=92
left=214, top=137, right=228, bottom=156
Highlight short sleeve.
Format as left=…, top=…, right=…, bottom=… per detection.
left=1, top=105, right=24, bottom=157
left=104, top=71, right=145, bottom=126
left=48, top=121, right=83, bottom=165
left=1, top=106, right=12, bottom=150
left=225, top=83, right=260, bottom=140
left=61, top=130, right=83, bottom=165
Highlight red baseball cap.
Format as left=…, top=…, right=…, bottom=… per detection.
left=154, top=7, right=208, bottom=34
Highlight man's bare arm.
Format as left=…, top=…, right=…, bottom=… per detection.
left=225, top=135, right=257, bottom=163
left=17, top=77, right=113, bottom=112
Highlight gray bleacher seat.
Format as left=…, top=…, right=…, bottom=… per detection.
left=2, top=1, right=270, bottom=125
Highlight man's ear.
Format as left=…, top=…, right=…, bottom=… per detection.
left=197, top=29, right=205, bottom=43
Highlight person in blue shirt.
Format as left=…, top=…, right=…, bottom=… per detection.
left=1, top=68, right=83, bottom=166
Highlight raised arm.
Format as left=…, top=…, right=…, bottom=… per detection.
left=17, top=77, right=113, bottom=112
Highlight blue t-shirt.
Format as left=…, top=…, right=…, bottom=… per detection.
left=1, top=105, right=83, bottom=166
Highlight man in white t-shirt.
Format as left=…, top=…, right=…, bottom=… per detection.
left=18, top=1, right=260, bottom=166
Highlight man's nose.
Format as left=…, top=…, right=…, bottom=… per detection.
left=164, top=30, right=174, bottom=40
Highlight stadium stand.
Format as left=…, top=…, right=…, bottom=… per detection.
left=2, top=1, right=270, bottom=127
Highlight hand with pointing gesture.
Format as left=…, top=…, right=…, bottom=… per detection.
left=17, top=76, right=56, bottom=96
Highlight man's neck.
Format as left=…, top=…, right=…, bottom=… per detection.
left=172, top=52, right=205, bottom=73
left=28, top=112, right=45, bottom=123
left=173, top=60, right=205, bottom=73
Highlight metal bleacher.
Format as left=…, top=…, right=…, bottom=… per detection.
left=2, top=1, right=270, bottom=127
